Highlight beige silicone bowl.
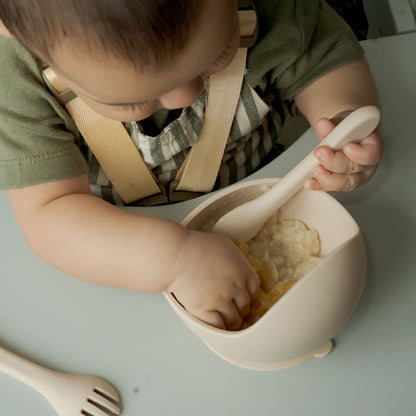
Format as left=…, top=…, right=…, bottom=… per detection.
left=164, top=178, right=366, bottom=370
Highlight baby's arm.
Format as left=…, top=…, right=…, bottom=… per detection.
left=8, top=173, right=259, bottom=330
left=294, top=58, right=383, bottom=191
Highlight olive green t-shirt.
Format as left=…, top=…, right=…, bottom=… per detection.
left=0, top=0, right=363, bottom=190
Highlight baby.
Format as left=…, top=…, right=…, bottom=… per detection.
left=0, top=0, right=383, bottom=330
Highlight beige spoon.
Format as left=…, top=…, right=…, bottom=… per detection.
left=212, top=105, right=380, bottom=242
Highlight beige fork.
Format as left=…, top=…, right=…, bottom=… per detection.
left=0, top=345, right=121, bottom=416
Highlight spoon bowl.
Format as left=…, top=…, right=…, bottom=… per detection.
left=212, top=106, right=380, bottom=242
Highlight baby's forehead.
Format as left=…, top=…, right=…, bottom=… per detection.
left=49, top=2, right=237, bottom=102
left=7, top=0, right=209, bottom=74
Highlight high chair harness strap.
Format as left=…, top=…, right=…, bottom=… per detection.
left=42, top=2, right=257, bottom=204
left=43, top=68, right=162, bottom=202
left=174, top=47, right=247, bottom=193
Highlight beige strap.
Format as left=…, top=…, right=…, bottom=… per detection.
left=174, top=4, right=256, bottom=192
left=43, top=68, right=161, bottom=204
left=175, top=47, right=247, bottom=192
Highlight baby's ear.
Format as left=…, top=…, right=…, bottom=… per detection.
left=0, top=19, right=14, bottom=38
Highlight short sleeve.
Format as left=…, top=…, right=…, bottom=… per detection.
left=247, top=0, right=364, bottom=99
left=275, top=1, right=364, bottom=99
left=0, top=38, right=88, bottom=189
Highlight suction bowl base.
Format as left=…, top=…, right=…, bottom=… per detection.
left=205, top=340, right=334, bottom=371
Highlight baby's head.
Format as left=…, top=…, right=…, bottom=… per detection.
left=0, top=0, right=239, bottom=121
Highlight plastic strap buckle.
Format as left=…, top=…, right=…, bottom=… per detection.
left=127, top=180, right=204, bottom=206
left=238, top=0, right=258, bottom=48
left=42, top=67, right=77, bottom=105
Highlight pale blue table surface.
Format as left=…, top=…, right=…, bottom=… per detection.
left=1, top=33, right=415, bottom=415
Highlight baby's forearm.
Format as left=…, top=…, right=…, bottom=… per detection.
left=294, top=58, right=378, bottom=138
left=9, top=188, right=189, bottom=292
left=8, top=174, right=261, bottom=331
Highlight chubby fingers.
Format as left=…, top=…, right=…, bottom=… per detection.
left=246, top=267, right=261, bottom=296
left=314, top=134, right=382, bottom=172
left=198, top=302, right=244, bottom=331
left=233, top=289, right=251, bottom=319
left=199, top=311, right=226, bottom=330
left=233, top=271, right=260, bottom=316
left=219, top=272, right=259, bottom=331
left=307, top=132, right=383, bottom=192
left=217, top=301, right=243, bottom=331
left=199, top=271, right=259, bottom=331
left=306, top=166, right=370, bottom=191
left=343, top=133, right=383, bottom=165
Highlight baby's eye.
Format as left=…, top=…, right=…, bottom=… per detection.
left=120, top=101, right=149, bottom=111
left=213, top=45, right=234, bottom=66
left=211, top=22, right=239, bottom=68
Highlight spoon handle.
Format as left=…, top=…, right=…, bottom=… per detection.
left=261, top=105, right=381, bottom=209
left=0, top=345, right=56, bottom=394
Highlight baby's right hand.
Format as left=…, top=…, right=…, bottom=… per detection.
left=168, top=230, right=259, bottom=330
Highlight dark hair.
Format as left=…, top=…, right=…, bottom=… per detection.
left=0, top=0, right=198, bottom=69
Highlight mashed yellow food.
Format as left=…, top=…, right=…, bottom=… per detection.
left=237, top=212, right=321, bottom=327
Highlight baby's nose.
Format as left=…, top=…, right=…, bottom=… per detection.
left=159, top=76, right=204, bottom=109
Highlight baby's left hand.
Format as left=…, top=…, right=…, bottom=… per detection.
left=306, top=117, right=383, bottom=191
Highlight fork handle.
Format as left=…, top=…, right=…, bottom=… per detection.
left=0, top=345, right=57, bottom=393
